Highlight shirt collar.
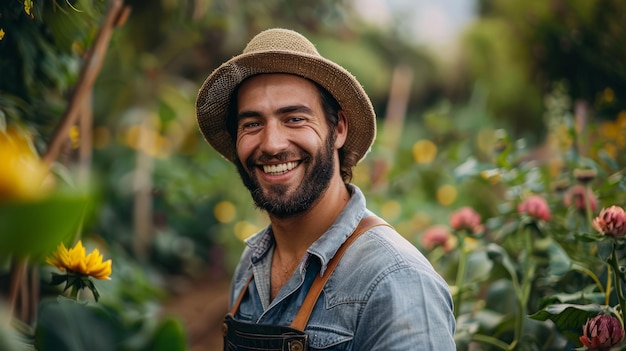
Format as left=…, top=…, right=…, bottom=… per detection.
left=307, top=184, right=368, bottom=276
left=245, top=225, right=274, bottom=264
left=244, top=184, right=369, bottom=275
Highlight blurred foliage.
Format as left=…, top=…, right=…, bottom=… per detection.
left=34, top=296, right=186, bottom=351
left=0, top=190, right=90, bottom=262
left=408, top=82, right=626, bottom=350
left=460, top=0, right=626, bottom=142
left=0, top=0, right=106, bottom=138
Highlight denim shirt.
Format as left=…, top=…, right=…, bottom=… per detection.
left=229, top=185, right=456, bottom=350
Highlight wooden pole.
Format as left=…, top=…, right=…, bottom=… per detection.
left=42, top=0, right=128, bottom=166
left=133, top=117, right=155, bottom=261
left=371, top=64, right=414, bottom=188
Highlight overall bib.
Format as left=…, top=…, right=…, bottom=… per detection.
left=222, top=216, right=389, bottom=351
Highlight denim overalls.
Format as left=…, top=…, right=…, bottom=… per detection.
left=222, top=216, right=388, bottom=351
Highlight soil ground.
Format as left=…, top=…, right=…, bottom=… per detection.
left=162, top=276, right=230, bottom=351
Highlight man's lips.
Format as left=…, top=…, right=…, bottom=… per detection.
left=261, top=161, right=299, bottom=175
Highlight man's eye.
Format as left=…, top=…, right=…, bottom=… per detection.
left=288, top=117, right=305, bottom=123
left=241, top=121, right=261, bottom=129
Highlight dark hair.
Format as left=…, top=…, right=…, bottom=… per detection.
left=225, top=75, right=354, bottom=183
left=314, top=82, right=354, bottom=183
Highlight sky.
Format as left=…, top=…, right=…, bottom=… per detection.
left=353, top=0, right=477, bottom=49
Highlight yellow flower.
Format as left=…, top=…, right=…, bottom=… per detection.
left=24, top=0, right=32, bottom=16
left=437, top=184, right=457, bottom=206
left=0, top=127, right=51, bottom=201
left=0, top=28, right=5, bottom=41
left=47, top=240, right=112, bottom=280
left=214, top=201, right=236, bottom=223
left=602, top=87, right=615, bottom=103
left=234, top=221, right=261, bottom=241
left=412, top=139, right=437, bottom=164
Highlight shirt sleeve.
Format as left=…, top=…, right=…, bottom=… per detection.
left=352, top=265, right=456, bottom=350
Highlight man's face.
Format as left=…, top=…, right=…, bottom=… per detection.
left=233, top=74, right=341, bottom=218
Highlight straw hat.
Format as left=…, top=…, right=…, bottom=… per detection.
left=196, top=28, right=376, bottom=164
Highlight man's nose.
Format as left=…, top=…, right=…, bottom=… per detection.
left=259, top=121, right=289, bottom=156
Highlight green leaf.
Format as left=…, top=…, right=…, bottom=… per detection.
left=485, top=279, right=517, bottom=314
left=158, top=100, right=177, bottom=125
left=574, top=232, right=606, bottom=243
left=538, top=287, right=605, bottom=308
left=486, top=243, right=518, bottom=282
left=529, top=304, right=605, bottom=331
left=545, top=239, right=572, bottom=276
left=144, top=318, right=188, bottom=351
left=84, top=278, right=100, bottom=302
left=35, top=297, right=122, bottom=351
left=0, top=190, right=90, bottom=262
left=49, top=272, right=68, bottom=286
left=597, top=240, right=614, bottom=261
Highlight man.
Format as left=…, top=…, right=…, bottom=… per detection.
left=196, top=28, right=456, bottom=350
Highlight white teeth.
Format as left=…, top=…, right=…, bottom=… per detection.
left=263, top=162, right=297, bottom=175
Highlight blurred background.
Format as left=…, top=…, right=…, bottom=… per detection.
left=1, top=0, right=625, bottom=350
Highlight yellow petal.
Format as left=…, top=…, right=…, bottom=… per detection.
left=90, top=259, right=112, bottom=280
left=46, top=243, right=70, bottom=270
left=47, top=240, right=113, bottom=280
left=23, top=0, right=32, bottom=15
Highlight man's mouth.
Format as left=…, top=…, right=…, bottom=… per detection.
left=262, top=161, right=298, bottom=175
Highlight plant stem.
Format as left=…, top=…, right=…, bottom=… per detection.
left=471, top=334, right=511, bottom=351
left=606, top=265, right=613, bottom=306
left=584, top=183, right=593, bottom=232
left=511, top=225, right=535, bottom=350
left=573, top=264, right=605, bottom=294
left=70, top=284, right=81, bottom=301
left=610, top=243, right=626, bottom=328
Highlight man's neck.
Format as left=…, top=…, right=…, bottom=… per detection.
left=269, top=179, right=351, bottom=260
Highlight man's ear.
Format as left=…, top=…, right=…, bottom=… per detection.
left=334, top=111, right=348, bottom=149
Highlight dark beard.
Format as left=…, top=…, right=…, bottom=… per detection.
left=235, top=134, right=336, bottom=218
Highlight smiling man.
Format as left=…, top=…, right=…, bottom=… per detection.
left=196, top=28, right=456, bottom=351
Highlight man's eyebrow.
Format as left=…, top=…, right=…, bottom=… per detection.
left=276, top=105, right=314, bottom=115
left=237, top=105, right=314, bottom=120
left=237, top=110, right=261, bottom=120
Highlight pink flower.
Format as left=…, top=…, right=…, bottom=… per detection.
left=421, top=225, right=454, bottom=251
left=580, top=314, right=625, bottom=351
left=593, top=206, right=626, bottom=238
left=518, top=195, right=551, bottom=221
left=564, top=185, right=598, bottom=213
left=449, top=207, right=482, bottom=233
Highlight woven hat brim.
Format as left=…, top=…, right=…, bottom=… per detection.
left=196, top=50, right=376, bottom=163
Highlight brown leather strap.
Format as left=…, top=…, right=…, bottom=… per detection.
left=229, top=274, right=253, bottom=316
left=290, top=215, right=390, bottom=330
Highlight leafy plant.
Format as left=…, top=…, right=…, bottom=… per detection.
left=415, top=83, right=626, bottom=350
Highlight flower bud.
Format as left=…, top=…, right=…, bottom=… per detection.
left=574, top=168, right=597, bottom=184
left=449, top=207, right=482, bottom=234
left=518, top=195, right=551, bottom=222
left=580, top=314, right=624, bottom=350
left=552, top=178, right=570, bottom=193
left=421, top=225, right=454, bottom=252
left=564, top=185, right=598, bottom=214
left=593, top=206, right=626, bottom=238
